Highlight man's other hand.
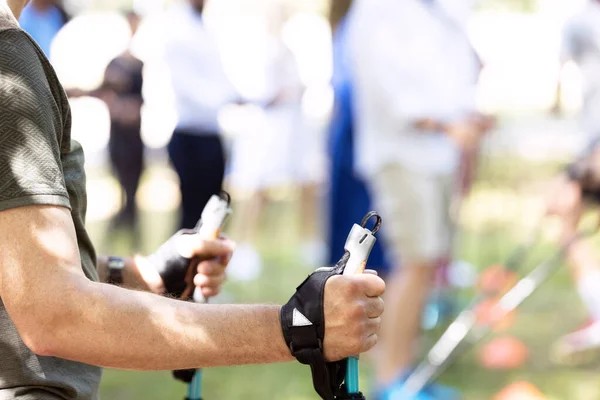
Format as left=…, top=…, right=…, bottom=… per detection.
left=145, top=231, right=235, bottom=298
left=445, top=120, right=484, bottom=151
left=322, top=270, right=385, bottom=361
left=469, top=113, right=495, bottom=134
left=546, top=174, right=583, bottom=217
left=178, top=234, right=234, bottom=298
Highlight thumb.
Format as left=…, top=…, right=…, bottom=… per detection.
left=177, top=233, right=236, bottom=259
left=355, top=273, right=386, bottom=298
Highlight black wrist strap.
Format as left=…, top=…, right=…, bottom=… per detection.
left=281, top=254, right=350, bottom=400
left=146, top=230, right=195, bottom=297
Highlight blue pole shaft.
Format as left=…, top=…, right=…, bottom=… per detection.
left=346, top=356, right=360, bottom=393
left=188, top=371, right=203, bottom=399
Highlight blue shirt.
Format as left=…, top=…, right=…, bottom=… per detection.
left=327, top=16, right=391, bottom=272
left=19, top=3, right=64, bottom=57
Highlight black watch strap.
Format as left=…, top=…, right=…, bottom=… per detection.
left=107, top=256, right=125, bottom=285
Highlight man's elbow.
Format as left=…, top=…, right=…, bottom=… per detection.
left=20, top=328, right=57, bottom=357
left=11, top=312, right=62, bottom=357
left=5, top=290, right=79, bottom=358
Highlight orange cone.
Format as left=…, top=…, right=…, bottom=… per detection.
left=479, top=336, right=529, bottom=369
left=493, top=381, right=546, bottom=400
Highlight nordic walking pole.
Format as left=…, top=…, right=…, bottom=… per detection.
left=181, top=191, right=232, bottom=400
left=402, top=226, right=598, bottom=397
left=340, top=211, right=382, bottom=399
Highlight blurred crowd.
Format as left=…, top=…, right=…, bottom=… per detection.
left=18, top=0, right=600, bottom=397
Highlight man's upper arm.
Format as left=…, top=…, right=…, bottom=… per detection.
left=0, top=31, right=83, bottom=340
left=0, top=204, right=86, bottom=352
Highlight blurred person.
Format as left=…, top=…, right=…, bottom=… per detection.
left=548, top=0, right=600, bottom=365
left=164, top=0, right=239, bottom=230
left=0, top=2, right=385, bottom=399
left=327, top=0, right=390, bottom=274
left=53, top=0, right=69, bottom=25
left=68, top=11, right=145, bottom=240
left=346, top=0, right=492, bottom=397
left=18, top=0, right=66, bottom=57
left=226, top=5, right=326, bottom=277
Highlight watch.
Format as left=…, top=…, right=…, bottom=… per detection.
left=107, top=256, right=126, bottom=285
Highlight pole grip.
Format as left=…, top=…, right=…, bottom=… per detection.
left=340, top=212, right=380, bottom=397
left=186, top=193, right=232, bottom=400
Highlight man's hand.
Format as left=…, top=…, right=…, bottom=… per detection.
left=546, top=174, right=583, bottom=217
left=182, top=235, right=234, bottom=298
left=145, top=231, right=235, bottom=298
left=545, top=174, right=585, bottom=243
left=445, top=115, right=491, bottom=152
left=470, top=113, right=496, bottom=133
left=322, top=271, right=385, bottom=361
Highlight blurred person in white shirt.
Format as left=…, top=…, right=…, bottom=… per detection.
left=226, top=5, right=327, bottom=277
left=164, top=0, right=240, bottom=230
left=347, top=0, right=492, bottom=396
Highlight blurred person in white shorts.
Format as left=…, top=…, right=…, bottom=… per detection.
left=347, top=0, right=491, bottom=396
left=225, top=5, right=326, bottom=279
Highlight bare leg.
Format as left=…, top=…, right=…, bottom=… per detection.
left=298, top=183, right=327, bottom=266
left=299, top=183, right=321, bottom=240
left=232, top=190, right=268, bottom=244
left=377, top=260, right=437, bottom=384
left=224, top=190, right=267, bottom=282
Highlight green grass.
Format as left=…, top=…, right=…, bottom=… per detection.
left=88, top=156, right=600, bottom=400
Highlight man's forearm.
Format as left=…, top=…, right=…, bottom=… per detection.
left=97, top=255, right=165, bottom=294
left=37, top=277, right=293, bottom=369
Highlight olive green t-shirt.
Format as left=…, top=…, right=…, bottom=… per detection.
left=0, top=7, right=102, bottom=400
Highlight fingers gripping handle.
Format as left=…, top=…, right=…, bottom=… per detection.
left=191, top=193, right=232, bottom=303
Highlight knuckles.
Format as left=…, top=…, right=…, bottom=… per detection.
left=351, top=300, right=368, bottom=320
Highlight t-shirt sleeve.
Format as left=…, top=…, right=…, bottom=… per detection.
left=0, top=29, right=70, bottom=211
